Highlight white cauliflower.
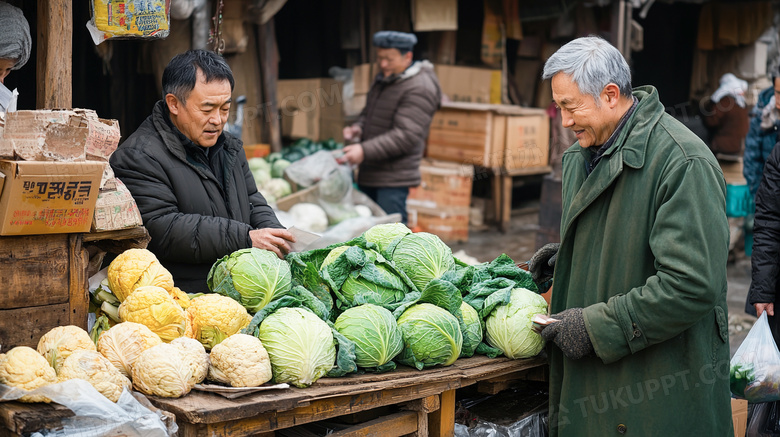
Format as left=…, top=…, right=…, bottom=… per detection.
left=37, top=325, right=97, bottom=373
left=170, top=337, right=209, bottom=385
left=97, top=322, right=162, bottom=377
left=57, top=350, right=131, bottom=402
left=131, top=343, right=193, bottom=398
left=208, top=334, right=272, bottom=387
left=0, top=347, right=57, bottom=403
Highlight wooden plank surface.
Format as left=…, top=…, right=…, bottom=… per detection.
left=68, top=234, right=89, bottom=330
left=0, top=401, right=73, bottom=435
left=36, top=0, right=72, bottom=109
left=0, top=235, right=70, bottom=309
left=330, top=411, right=418, bottom=437
left=81, top=226, right=149, bottom=242
left=0, top=304, right=69, bottom=350
left=149, top=356, right=545, bottom=425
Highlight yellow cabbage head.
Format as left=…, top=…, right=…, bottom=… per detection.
left=97, top=321, right=162, bottom=377
left=118, top=286, right=186, bottom=342
left=107, top=248, right=174, bottom=302
left=58, top=350, right=131, bottom=402
left=169, top=286, right=191, bottom=310
left=131, top=343, right=194, bottom=398
left=0, top=346, right=57, bottom=403
left=170, top=337, right=209, bottom=385
left=36, top=325, right=96, bottom=373
left=184, top=294, right=251, bottom=350
left=208, top=333, right=272, bottom=387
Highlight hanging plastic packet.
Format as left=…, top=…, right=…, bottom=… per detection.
left=86, top=0, right=171, bottom=45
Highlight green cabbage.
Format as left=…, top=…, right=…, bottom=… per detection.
left=321, top=246, right=413, bottom=310
left=271, top=159, right=292, bottom=178
left=334, top=304, right=403, bottom=369
left=363, top=223, right=412, bottom=254
left=396, top=303, right=463, bottom=370
left=459, top=302, right=483, bottom=357
left=258, top=307, right=336, bottom=387
left=388, top=232, right=454, bottom=291
left=485, top=288, right=547, bottom=359
left=207, top=248, right=292, bottom=313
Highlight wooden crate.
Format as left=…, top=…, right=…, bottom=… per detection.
left=0, top=234, right=87, bottom=350
left=426, top=102, right=550, bottom=172
left=0, top=227, right=150, bottom=350
left=407, top=159, right=473, bottom=242
left=408, top=208, right=469, bottom=243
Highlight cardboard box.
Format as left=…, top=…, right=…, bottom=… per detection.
left=0, top=110, right=120, bottom=162
left=435, top=64, right=502, bottom=104
left=412, top=0, right=457, bottom=31
left=92, top=178, right=143, bottom=232
left=352, top=64, right=377, bottom=95
left=277, top=79, right=344, bottom=141
left=732, top=398, right=747, bottom=437
left=736, top=41, right=768, bottom=80
left=407, top=159, right=473, bottom=242
left=0, top=160, right=104, bottom=235
left=426, top=102, right=550, bottom=171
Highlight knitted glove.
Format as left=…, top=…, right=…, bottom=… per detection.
left=528, top=243, right=560, bottom=288
left=541, top=308, right=594, bottom=360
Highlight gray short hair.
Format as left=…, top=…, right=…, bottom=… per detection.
left=542, top=36, right=632, bottom=102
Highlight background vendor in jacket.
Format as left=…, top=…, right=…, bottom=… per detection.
left=744, top=67, right=780, bottom=198
left=339, top=31, right=441, bottom=224
left=701, top=73, right=749, bottom=157
left=529, top=37, right=731, bottom=436
left=111, top=50, right=294, bottom=293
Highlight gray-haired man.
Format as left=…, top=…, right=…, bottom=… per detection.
left=529, top=36, right=732, bottom=436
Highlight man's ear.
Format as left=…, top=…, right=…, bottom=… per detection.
left=602, top=83, right=621, bottom=108
left=165, top=94, right=180, bottom=116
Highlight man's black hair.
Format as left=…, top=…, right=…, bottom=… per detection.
left=162, top=50, right=235, bottom=102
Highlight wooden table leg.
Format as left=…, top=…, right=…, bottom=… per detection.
left=428, top=389, right=455, bottom=437
left=499, top=174, right=512, bottom=233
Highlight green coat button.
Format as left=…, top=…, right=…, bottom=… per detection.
left=617, top=423, right=627, bottom=434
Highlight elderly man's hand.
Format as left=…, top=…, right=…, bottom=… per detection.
left=529, top=243, right=560, bottom=288
left=756, top=303, right=775, bottom=317
left=541, top=308, right=594, bottom=360
left=249, top=228, right=296, bottom=259
left=338, top=144, right=365, bottom=165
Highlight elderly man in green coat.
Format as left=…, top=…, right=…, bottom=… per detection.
left=529, top=36, right=733, bottom=436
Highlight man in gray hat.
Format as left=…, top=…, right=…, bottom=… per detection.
left=339, top=30, right=441, bottom=224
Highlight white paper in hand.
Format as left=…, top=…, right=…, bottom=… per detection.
left=287, top=226, right=321, bottom=252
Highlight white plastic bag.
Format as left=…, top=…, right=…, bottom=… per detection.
left=0, top=379, right=174, bottom=436
left=731, top=313, right=780, bottom=403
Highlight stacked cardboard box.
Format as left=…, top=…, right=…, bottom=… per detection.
left=407, top=159, right=473, bottom=242
left=277, top=79, right=344, bottom=141
left=434, top=65, right=502, bottom=104
left=426, top=102, right=550, bottom=172
left=0, top=109, right=140, bottom=235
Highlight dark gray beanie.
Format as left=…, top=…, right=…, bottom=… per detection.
left=373, top=31, right=417, bottom=53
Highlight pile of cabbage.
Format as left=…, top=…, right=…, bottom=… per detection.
left=215, top=222, right=549, bottom=386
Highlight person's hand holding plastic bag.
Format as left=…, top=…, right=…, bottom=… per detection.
left=731, top=312, right=780, bottom=403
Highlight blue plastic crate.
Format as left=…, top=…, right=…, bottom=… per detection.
left=726, top=184, right=754, bottom=218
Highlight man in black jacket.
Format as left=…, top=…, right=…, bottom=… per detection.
left=111, top=50, right=294, bottom=292
left=749, top=137, right=780, bottom=345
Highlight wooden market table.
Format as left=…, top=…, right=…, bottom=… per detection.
left=148, top=355, right=546, bottom=437
left=0, top=226, right=150, bottom=350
